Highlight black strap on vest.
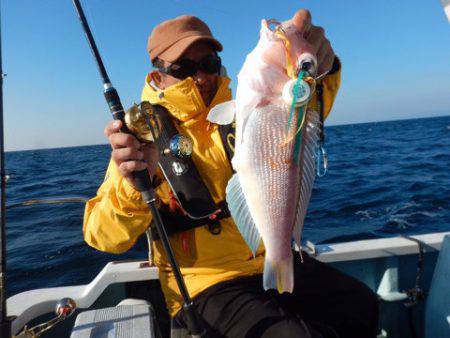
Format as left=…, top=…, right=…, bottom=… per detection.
left=316, top=56, right=340, bottom=144
left=151, top=105, right=220, bottom=219
left=151, top=201, right=231, bottom=239
left=218, top=121, right=236, bottom=165
left=149, top=104, right=236, bottom=239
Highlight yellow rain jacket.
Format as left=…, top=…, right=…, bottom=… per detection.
left=83, top=69, right=341, bottom=316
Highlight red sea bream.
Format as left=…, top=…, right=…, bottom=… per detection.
left=208, top=11, right=322, bottom=293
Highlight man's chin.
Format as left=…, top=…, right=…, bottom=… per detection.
left=201, top=93, right=214, bottom=107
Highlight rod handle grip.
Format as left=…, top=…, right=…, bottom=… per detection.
left=104, top=87, right=152, bottom=193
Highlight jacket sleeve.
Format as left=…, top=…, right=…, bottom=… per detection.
left=83, top=159, right=152, bottom=254
left=312, top=57, right=342, bottom=120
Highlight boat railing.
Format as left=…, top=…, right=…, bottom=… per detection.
left=8, top=231, right=450, bottom=336
left=8, top=260, right=158, bottom=335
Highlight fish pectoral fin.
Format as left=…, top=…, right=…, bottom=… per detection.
left=207, top=100, right=236, bottom=125
left=226, top=173, right=261, bottom=257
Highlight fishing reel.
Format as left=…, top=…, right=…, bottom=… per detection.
left=124, top=101, right=193, bottom=160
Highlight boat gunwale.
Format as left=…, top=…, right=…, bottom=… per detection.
left=7, top=231, right=450, bottom=335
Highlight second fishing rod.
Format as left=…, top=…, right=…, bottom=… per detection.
left=71, top=1, right=207, bottom=337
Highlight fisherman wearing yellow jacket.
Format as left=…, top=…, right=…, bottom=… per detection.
left=84, top=10, right=378, bottom=338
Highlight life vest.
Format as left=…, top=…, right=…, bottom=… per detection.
left=147, top=104, right=235, bottom=238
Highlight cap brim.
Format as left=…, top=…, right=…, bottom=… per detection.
left=158, top=35, right=223, bottom=63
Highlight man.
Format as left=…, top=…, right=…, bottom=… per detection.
left=83, top=10, right=378, bottom=338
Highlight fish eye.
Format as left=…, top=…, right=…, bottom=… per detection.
left=297, top=53, right=317, bottom=77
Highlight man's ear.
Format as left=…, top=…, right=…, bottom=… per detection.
left=150, top=71, right=164, bottom=89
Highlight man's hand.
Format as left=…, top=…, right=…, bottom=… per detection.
left=296, top=9, right=335, bottom=77
left=105, top=120, right=159, bottom=189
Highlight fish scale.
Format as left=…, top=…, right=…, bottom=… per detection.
left=231, top=104, right=301, bottom=292
left=225, top=103, right=322, bottom=293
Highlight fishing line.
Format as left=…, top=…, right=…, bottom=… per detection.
left=82, top=0, right=110, bottom=75
left=6, top=196, right=88, bottom=209
left=193, top=0, right=234, bottom=16
left=0, top=2, right=12, bottom=335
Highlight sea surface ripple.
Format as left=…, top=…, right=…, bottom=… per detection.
left=6, top=115, right=450, bottom=296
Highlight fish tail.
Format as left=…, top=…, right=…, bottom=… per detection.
left=263, top=253, right=294, bottom=293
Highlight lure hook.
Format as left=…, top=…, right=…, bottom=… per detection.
left=316, top=144, right=328, bottom=177
left=266, top=19, right=284, bottom=34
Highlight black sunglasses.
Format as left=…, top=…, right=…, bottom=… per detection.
left=158, top=54, right=222, bottom=79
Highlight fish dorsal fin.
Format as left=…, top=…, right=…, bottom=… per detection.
left=226, top=173, right=261, bottom=256
left=207, top=100, right=236, bottom=125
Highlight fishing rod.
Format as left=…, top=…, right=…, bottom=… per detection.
left=0, top=2, right=12, bottom=337
left=71, top=1, right=207, bottom=337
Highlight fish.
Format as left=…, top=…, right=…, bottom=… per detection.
left=208, top=11, right=322, bottom=293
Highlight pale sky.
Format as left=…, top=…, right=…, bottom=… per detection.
left=2, top=0, right=450, bottom=151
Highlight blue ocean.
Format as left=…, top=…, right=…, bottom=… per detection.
left=6, top=115, right=450, bottom=297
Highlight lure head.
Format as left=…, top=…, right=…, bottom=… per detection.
left=281, top=73, right=316, bottom=107
left=251, top=11, right=317, bottom=109
left=262, top=11, right=317, bottom=79
left=272, top=11, right=318, bottom=107
left=235, top=11, right=317, bottom=112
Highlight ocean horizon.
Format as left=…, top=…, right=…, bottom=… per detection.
left=5, top=114, right=449, bottom=153
left=5, top=115, right=450, bottom=297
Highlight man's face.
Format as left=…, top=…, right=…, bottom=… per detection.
left=157, top=41, right=219, bottom=107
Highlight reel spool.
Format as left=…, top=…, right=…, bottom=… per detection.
left=124, top=101, right=159, bottom=142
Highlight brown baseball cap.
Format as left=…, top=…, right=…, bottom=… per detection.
left=147, top=15, right=223, bottom=63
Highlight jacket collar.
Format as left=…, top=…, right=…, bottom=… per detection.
left=141, top=75, right=232, bottom=125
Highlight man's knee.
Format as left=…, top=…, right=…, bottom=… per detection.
left=246, top=316, right=320, bottom=338
left=340, top=280, right=379, bottom=338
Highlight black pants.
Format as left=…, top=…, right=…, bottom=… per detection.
left=175, top=252, right=379, bottom=338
